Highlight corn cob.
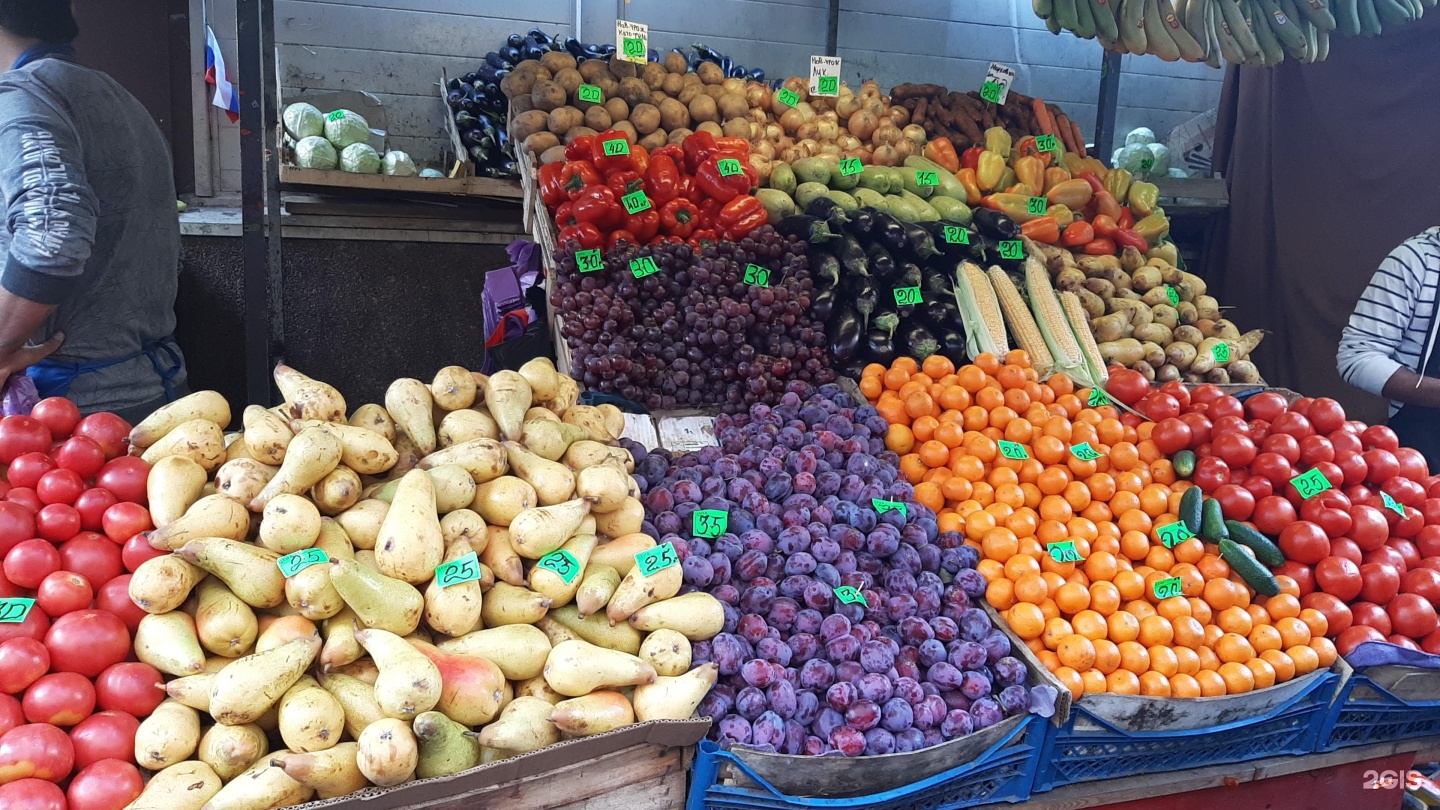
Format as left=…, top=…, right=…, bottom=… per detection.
left=987, top=266, right=1053, bottom=376
left=955, top=261, right=1009, bottom=358
left=1061, top=290, right=1108, bottom=389
left=1023, top=254, right=1092, bottom=387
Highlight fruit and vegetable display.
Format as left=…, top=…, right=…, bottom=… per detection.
left=281, top=104, right=415, bottom=177
left=629, top=384, right=1057, bottom=755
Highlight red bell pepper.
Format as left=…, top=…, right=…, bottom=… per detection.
left=553, top=201, right=577, bottom=230
left=1088, top=190, right=1122, bottom=222
left=572, top=186, right=624, bottom=230
left=1113, top=228, right=1148, bottom=253
left=1090, top=214, right=1118, bottom=237
left=558, top=222, right=603, bottom=250
left=660, top=198, right=700, bottom=238
left=697, top=196, right=720, bottom=229
left=558, top=161, right=601, bottom=201
left=608, top=170, right=646, bottom=199
left=715, top=137, right=751, bottom=156
left=716, top=195, right=767, bottom=240
left=695, top=156, right=752, bottom=204
left=688, top=229, right=719, bottom=251
left=1076, top=171, right=1105, bottom=195
left=646, top=155, right=684, bottom=206
left=630, top=144, right=650, bottom=175
left=1082, top=237, right=1117, bottom=255
left=652, top=144, right=685, bottom=164
left=1020, top=216, right=1060, bottom=244
left=1116, top=206, right=1135, bottom=230
left=565, top=136, right=597, bottom=162
left=593, top=129, right=638, bottom=175
left=626, top=209, right=660, bottom=243
left=538, top=162, right=568, bottom=208
left=682, top=131, right=718, bottom=174
left=1061, top=221, right=1094, bottom=247
left=960, top=146, right=985, bottom=171
left=606, top=229, right=638, bottom=251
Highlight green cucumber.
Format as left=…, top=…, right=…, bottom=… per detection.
left=1225, top=520, right=1284, bottom=566
left=1201, top=498, right=1229, bottom=543
left=1219, top=539, right=1280, bottom=597
left=1179, top=486, right=1204, bottom=534
left=1173, top=449, right=1196, bottom=479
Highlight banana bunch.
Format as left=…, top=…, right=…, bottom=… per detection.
left=1033, top=0, right=1434, bottom=66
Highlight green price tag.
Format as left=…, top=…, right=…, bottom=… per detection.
left=943, top=225, right=970, bottom=245
left=630, top=256, right=659, bottom=278
left=1047, top=541, right=1083, bottom=564
left=692, top=509, right=729, bottom=539
left=0, top=598, right=34, bottom=624
left=1026, top=197, right=1048, bottom=216
left=576, top=249, right=603, bottom=273
left=743, top=264, right=770, bottom=287
left=998, top=441, right=1029, bottom=460
left=1035, top=134, right=1058, bottom=153
left=622, top=36, right=646, bottom=60
left=635, top=543, right=680, bottom=577
left=872, top=498, right=907, bottom=517
left=1156, top=521, right=1195, bottom=549
left=1166, top=286, right=1179, bottom=306
left=915, top=170, right=939, bottom=187
left=1070, top=442, right=1102, bottom=461
left=536, top=550, right=581, bottom=585
left=1381, top=492, right=1407, bottom=518
left=717, top=158, right=744, bottom=177
left=980, top=81, right=1002, bottom=104
left=1291, top=468, right=1333, bottom=500
left=325, top=110, right=346, bottom=122
left=834, top=586, right=868, bottom=607
left=602, top=138, right=630, bottom=156
left=817, top=75, right=838, bottom=96
left=998, top=240, right=1023, bottom=260
left=839, top=157, right=862, bottom=176
left=1212, top=342, right=1232, bottom=363
left=776, top=88, right=800, bottom=107
left=435, top=552, right=481, bottom=587
left=277, top=548, right=329, bottom=578
left=621, top=190, right=651, bottom=214
left=1152, top=576, right=1184, bottom=600
left=1139, top=155, right=1155, bottom=173
left=893, top=286, right=922, bottom=306
left=577, top=84, right=603, bottom=104
left=1087, top=388, right=1111, bottom=408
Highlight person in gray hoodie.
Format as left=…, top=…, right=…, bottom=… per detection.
left=0, top=0, right=187, bottom=422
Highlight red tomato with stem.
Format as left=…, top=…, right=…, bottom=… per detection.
left=1351, top=602, right=1393, bottom=635
left=1150, top=418, right=1192, bottom=455
left=35, top=571, right=92, bottom=617
left=0, top=723, right=74, bottom=782
left=1361, top=425, right=1400, bottom=452
left=69, top=757, right=144, bottom=810
left=1210, top=415, right=1251, bottom=439
left=94, top=577, right=145, bottom=633
left=1159, top=381, right=1191, bottom=409
left=1247, top=419, right=1271, bottom=444
left=1262, top=433, right=1302, bottom=464
left=58, top=535, right=121, bottom=590
left=1207, top=396, right=1244, bottom=422
left=22, top=672, right=95, bottom=726
left=53, top=436, right=104, bottom=479
left=1396, top=506, right=1426, bottom=538
left=73, top=489, right=117, bottom=533
left=73, top=413, right=130, bottom=460
left=1298, top=435, right=1336, bottom=467
left=1365, top=545, right=1410, bottom=575
left=1141, top=393, right=1181, bottom=421
left=1330, top=430, right=1363, bottom=457
left=1105, top=369, right=1149, bottom=406
left=1417, top=525, right=1440, bottom=558
left=6, top=488, right=40, bottom=514
left=29, top=399, right=79, bottom=440
left=1252, top=453, right=1296, bottom=488
left=1389, top=538, right=1422, bottom=571
left=1389, top=593, right=1439, bottom=638
left=1279, top=522, right=1331, bottom=565
left=1303, top=504, right=1352, bottom=540
left=1244, top=392, right=1290, bottom=422
left=1315, top=555, right=1363, bottom=601
left=1213, top=433, right=1258, bottom=469
left=1190, top=384, right=1226, bottom=407
left=1270, top=411, right=1315, bottom=441
left=1388, top=634, right=1422, bottom=651
left=0, top=609, right=49, bottom=646
left=93, top=663, right=163, bottom=718
left=1338, top=454, right=1370, bottom=486
left=68, top=711, right=138, bottom=769
left=119, top=534, right=164, bottom=573
left=1359, top=563, right=1402, bottom=605
left=1302, top=592, right=1354, bottom=634
left=43, top=610, right=129, bottom=678
left=1338, top=624, right=1387, bottom=655
left=1213, top=484, right=1256, bottom=521
left=0, top=638, right=49, bottom=694
left=1383, top=476, right=1428, bottom=509
left=1191, top=457, right=1230, bottom=493
left=1422, top=499, right=1440, bottom=526
left=0, top=503, right=35, bottom=557
left=101, top=503, right=151, bottom=543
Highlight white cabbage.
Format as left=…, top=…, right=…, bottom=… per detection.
left=339, top=143, right=382, bottom=174
left=1125, top=127, right=1156, bottom=146
left=283, top=103, right=324, bottom=140
left=294, top=136, right=338, bottom=170
left=324, top=109, right=371, bottom=149
left=382, top=151, right=417, bottom=177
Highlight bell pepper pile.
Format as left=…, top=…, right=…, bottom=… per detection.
left=949, top=127, right=1171, bottom=257
left=537, top=129, right=766, bottom=252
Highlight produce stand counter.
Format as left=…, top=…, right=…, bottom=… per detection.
left=178, top=197, right=527, bottom=245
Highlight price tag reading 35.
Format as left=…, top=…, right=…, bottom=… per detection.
left=635, top=543, right=680, bottom=578
left=1152, top=576, right=1183, bottom=600
left=630, top=256, right=659, bottom=278
left=616, top=19, right=648, bottom=64
left=809, top=55, right=841, bottom=97
left=943, top=225, right=970, bottom=245
left=435, top=552, right=481, bottom=587
left=536, top=550, right=581, bottom=585
left=0, top=598, right=34, bottom=624
left=743, top=265, right=770, bottom=287
left=998, top=240, right=1024, bottom=260
left=1291, top=468, right=1332, bottom=500
left=893, top=287, right=922, bottom=306
left=998, top=440, right=1029, bottom=460
left=1046, top=541, right=1083, bottom=564
left=872, top=498, right=907, bottom=517
left=576, top=249, right=604, bottom=273
left=834, top=586, right=868, bottom=607
left=1156, top=521, right=1195, bottom=549
left=278, top=548, right=329, bottom=578
left=692, top=509, right=728, bottom=539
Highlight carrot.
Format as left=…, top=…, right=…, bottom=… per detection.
left=1031, top=98, right=1057, bottom=137
left=1069, top=118, right=1088, bottom=158
left=1053, top=109, right=1077, bottom=154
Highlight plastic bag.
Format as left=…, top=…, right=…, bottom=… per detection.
left=3, top=374, right=39, bottom=417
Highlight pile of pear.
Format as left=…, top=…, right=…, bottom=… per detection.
left=119, top=359, right=724, bottom=810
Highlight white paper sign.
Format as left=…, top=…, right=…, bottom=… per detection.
left=809, top=55, right=841, bottom=97
left=981, top=62, right=1016, bottom=105
left=616, top=20, right=649, bottom=64
left=621, top=413, right=659, bottom=451
left=658, top=417, right=718, bottom=452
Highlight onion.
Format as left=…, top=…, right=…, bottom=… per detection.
left=754, top=140, right=775, bottom=160
left=817, top=120, right=839, bottom=141
left=863, top=97, right=886, bottom=119
left=749, top=154, right=772, bottom=181
left=888, top=106, right=911, bottom=127
left=797, top=138, right=820, bottom=157
left=777, top=136, right=794, bottom=151
left=819, top=110, right=839, bottom=124
left=797, top=102, right=817, bottom=123
left=749, top=108, right=767, bottom=124
left=722, top=78, right=745, bottom=95
left=836, top=94, right=862, bottom=119
left=779, top=108, right=805, bottom=135
left=748, top=121, right=763, bottom=141
left=836, top=133, right=861, bottom=151
left=894, top=139, right=916, bottom=158
left=861, top=80, right=881, bottom=96
left=796, top=121, right=819, bottom=142
left=818, top=143, right=841, bottom=157
left=764, top=123, right=783, bottom=141
left=873, top=123, right=902, bottom=146
left=872, top=145, right=901, bottom=166
left=902, top=124, right=927, bottom=146
left=847, top=110, right=879, bottom=141
left=745, top=84, right=770, bottom=109
left=780, top=147, right=799, bottom=163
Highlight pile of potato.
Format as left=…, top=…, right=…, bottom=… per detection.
left=1035, top=244, right=1266, bottom=384
left=123, top=360, right=722, bottom=809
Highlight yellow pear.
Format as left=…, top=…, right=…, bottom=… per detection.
left=164, top=672, right=215, bottom=712
left=587, top=533, right=656, bottom=576
left=177, top=538, right=285, bottom=608
left=438, top=624, right=550, bottom=681
left=473, top=696, right=557, bottom=753
left=274, top=364, right=346, bottom=423
left=320, top=605, right=363, bottom=670
left=140, top=418, right=225, bottom=470
left=135, top=612, right=205, bottom=676
left=384, top=377, right=436, bottom=456
left=514, top=674, right=567, bottom=705
left=316, top=672, right=385, bottom=738
left=594, top=497, right=645, bottom=538
left=125, top=760, right=221, bottom=810
left=543, top=639, right=656, bottom=696
left=258, top=493, right=322, bottom=554
left=480, top=526, right=526, bottom=586
left=481, top=582, right=551, bottom=627
left=470, top=475, right=535, bottom=526
left=504, top=441, right=575, bottom=505
left=528, top=533, right=596, bottom=608
left=438, top=408, right=498, bottom=447
left=250, top=424, right=342, bottom=512
left=628, top=591, right=726, bottom=640
left=335, top=498, right=387, bottom=550
left=551, top=691, right=634, bottom=736
left=632, top=661, right=718, bottom=721
left=278, top=675, right=346, bottom=753
left=284, top=518, right=352, bottom=620
left=411, top=640, right=506, bottom=726
left=134, top=699, right=200, bottom=770
left=574, top=564, right=621, bottom=619
left=356, top=717, right=418, bottom=787
left=214, top=457, right=277, bottom=505
left=638, top=628, right=692, bottom=676
left=271, top=743, right=371, bottom=800
left=607, top=546, right=683, bottom=624
left=147, top=455, right=209, bottom=528
left=328, top=558, right=424, bottom=635
left=548, top=604, right=642, bottom=655
left=419, top=437, right=507, bottom=483
left=208, top=634, right=320, bottom=725
left=430, top=365, right=477, bottom=411
left=311, top=465, right=362, bottom=516
left=194, top=576, right=258, bottom=658
left=242, top=403, right=293, bottom=464
left=349, top=403, right=396, bottom=441
left=198, top=721, right=269, bottom=781
left=424, top=539, right=483, bottom=636
left=147, top=493, right=251, bottom=551
left=354, top=628, right=441, bottom=720
left=439, top=508, right=487, bottom=551
left=509, top=498, right=594, bottom=559
left=374, top=469, right=443, bottom=584
left=413, top=710, right=480, bottom=778
left=129, top=554, right=206, bottom=614
left=130, top=390, right=232, bottom=449
left=203, top=748, right=314, bottom=810
left=518, top=419, right=587, bottom=462
left=318, top=421, right=398, bottom=475
left=534, top=615, right=582, bottom=646
left=518, top=357, right=561, bottom=401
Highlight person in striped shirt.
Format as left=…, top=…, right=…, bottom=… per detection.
left=1336, top=227, right=1440, bottom=466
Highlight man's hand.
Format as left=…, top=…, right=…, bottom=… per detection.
left=0, top=331, right=62, bottom=380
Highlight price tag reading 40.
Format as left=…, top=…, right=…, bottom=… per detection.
left=630, top=256, right=660, bottom=278
left=622, top=191, right=651, bottom=215
left=998, top=241, right=1024, bottom=260
left=0, top=598, right=34, bottom=624
left=914, top=170, right=939, bottom=187
left=1156, top=521, right=1196, bottom=549
left=893, top=287, right=922, bottom=306
left=1291, top=468, right=1333, bottom=500
left=1046, top=541, right=1083, bottom=564
left=717, top=158, right=744, bottom=177
left=616, top=19, right=648, bottom=64
left=602, top=138, right=630, bottom=156
left=1152, top=576, right=1184, bottom=600
left=435, top=552, right=481, bottom=588
left=635, top=543, right=680, bottom=578
left=692, top=509, right=728, bottom=539
left=536, top=550, right=581, bottom=585
left=943, top=225, right=970, bottom=245
left=576, top=249, right=604, bottom=273
left=278, top=548, right=329, bottom=578
left=743, top=265, right=770, bottom=287
left=834, top=586, right=868, bottom=607
left=872, top=498, right=907, bottom=517
left=998, top=440, right=1029, bottom=460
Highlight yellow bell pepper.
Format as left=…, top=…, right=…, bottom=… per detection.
left=1061, top=152, right=1088, bottom=177
left=954, top=168, right=983, bottom=205
left=1047, top=203, right=1075, bottom=228
left=1078, top=157, right=1109, bottom=180
left=1045, top=178, right=1095, bottom=209
left=1007, top=183, right=1037, bottom=197
left=1013, top=156, right=1045, bottom=195
left=984, top=127, right=1012, bottom=159
left=982, top=193, right=1039, bottom=222
left=1043, top=166, right=1071, bottom=194
left=1147, top=242, right=1179, bottom=266
left=1128, top=181, right=1160, bottom=217
left=1104, top=168, right=1133, bottom=202
left=977, top=151, right=1006, bottom=191
left=996, top=167, right=1017, bottom=192
left=1133, top=212, right=1170, bottom=245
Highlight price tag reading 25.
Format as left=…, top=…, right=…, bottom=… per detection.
left=1291, top=468, right=1332, bottom=500
left=434, top=552, right=481, bottom=587
left=536, top=550, right=581, bottom=585
left=635, top=543, right=680, bottom=578
left=278, top=548, right=329, bottom=578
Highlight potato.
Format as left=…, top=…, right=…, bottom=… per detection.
left=630, top=103, right=660, bottom=135
left=649, top=90, right=668, bottom=108
left=577, top=60, right=610, bottom=81
left=681, top=72, right=703, bottom=87
left=638, top=129, right=667, bottom=151
left=677, top=84, right=703, bottom=105
left=540, top=144, right=567, bottom=164
left=510, top=110, right=550, bottom=142
left=666, top=128, right=693, bottom=146
left=553, top=67, right=582, bottom=97
left=641, top=62, right=667, bottom=90
left=510, top=93, right=536, bottom=114
left=619, top=78, right=651, bottom=109
left=697, top=62, right=725, bottom=84
left=688, top=94, right=718, bottom=123
left=664, top=51, right=688, bottom=74
left=584, top=106, right=613, bottom=132
left=661, top=73, right=684, bottom=96
left=608, top=54, right=638, bottom=79
left=657, top=98, right=689, bottom=131
left=722, top=117, right=750, bottom=139
left=612, top=121, right=638, bottom=142
left=501, top=61, right=549, bottom=98
left=705, top=85, right=727, bottom=101
left=594, top=74, right=620, bottom=100
left=546, top=107, right=582, bottom=137
left=523, top=131, right=560, bottom=156
left=562, top=126, right=597, bottom=144
left=696, top=121, right=723, bottom=137
left=530, top=80, right=566, bottom=112
left=718, top=93, right=748, bottom=121
left=540, top=51, right=577, bottom=74
left=603, top=97, right=629, bottom=123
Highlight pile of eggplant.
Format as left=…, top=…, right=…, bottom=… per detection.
left=677, top=43, right=767, bottom=82
left=783, top=200, right=1025, bottom=378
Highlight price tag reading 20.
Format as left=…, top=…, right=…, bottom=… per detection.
left=635, top=543, right=680, bottom=578
left=943, top=225, right=970, bottom=245
left=893, top=287, right=922, bottom=306
left=979, top=81, right=1003, bottom=104
left=577, top=84, right=603, bottom=104
left=278, top=548, right=329, bottom=578
left=776, top=87, right=800, bottom=108
left=998, top=240, right=1024, bottom=260
left=1156, top=521, right=1195, bottom=549
left=435, top=552, right=481, bottom=587
left=1070, top=442, right=1102, bottom=461
left=0, top=598, right=35, bottom=624
left=1152, top=576, right=1183, bottom=600
left=692, top=509, right=728, bottom=539
left=1291, top=468, right=1332, bottom=500
left=536, top=550, right=581, bottom=585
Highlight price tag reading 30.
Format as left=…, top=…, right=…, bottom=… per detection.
left=998, top=240, right=1024, bottom=260
left=998, top=440, right=1029, bottom=460
left=630, top=256, right=660, bottom=278
left=435, top=552, right=481, bottom=587
left=943, top=225, right=970, bottom=245
left=576, top=249, right=604, bottom=273
left=1291, top=468, right=1332, bottom=500
left=872, top=498, right=907, bottom=517
left=1152, top=576, right=1184, bottom=600
left=692, top=509, right=728, bottom=539
left=809, top=55, right=841, bottom=97
left=635, top=543, right=680, bottom=577
left=834, top=586, right=868, bottom=607
left=743, top=265, right=770, bottom=287
left=1047, top=541, right=1083, bottom=564
left=1035, top=134, right=1059, bottom=153
left=0, top=598, right=35, bottom=624
left=536, top=550, right=581, bottom=585
left=278, top=548, right=329, bottom=578
left=1156, top=521, right=1196, bottom=549
left=1026, top=197, right=1048, bottom=216
left=616, top=19, right=649, bottom=64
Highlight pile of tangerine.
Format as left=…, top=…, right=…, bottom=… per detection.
left=861, top=352, right=1337, bottom=699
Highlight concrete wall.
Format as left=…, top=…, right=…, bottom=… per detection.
left=196, top=0, right=1222, bottom=193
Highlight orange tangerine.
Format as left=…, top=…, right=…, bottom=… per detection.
left=1058, top=634, right=1098, bottom=671
left=1276, top=617, right=1312, bottom=648
left=1054, top=666, right=1084, bottom=701
left=1138, top=615, right=1174, bottom=647
left=1055, top=582, right=1092, bottom=614
left=1195, top=669, right=1228, bottom=697
left=1261, top=649, right=1296, bottom=682
left=1107, top=611, right=1141, bottom=643
left=1071, top=609, right=1110, bottom=641
left=1117, top=640, right=1151, bottom=673
left=1126, top=600, right=1158, bottom=621
left=1114, top=570, right=1146, bottom=601
left=1309, top=637, right=1338, bottom=667
left=1248, top=624, right=1283, bottom=653
left=1147, top=645, right=1179, bottom=677
left=1203, top=578, right=1239, bottom=612
left=1105, top=668, right=1140, bottom=695
left=1265, top=593, right=1302, bottom=620
left=987, top=579, right=1016, bottom=610
left=1039, top=598, right=1061, bottom=621
left=1139, top=671, right=1172, bottom=697
left=1036, top=649, right=1062, bottom=671
left=1013, top=574, right=1049, bottom=605
left=1246, top=603, right=1272, bottom=627
left=1174, top=645, right=1201, bottom=676
left=1287, top=644, right=1320, bottom=675
left=1216, top=606, right=1253, bottom=637
left=1008, top=603, right=1046, bottom=639
left=1004, top=554, right=1041, bottom=582
left=1202, top=624, right=1225, bottom=649
left=1219, top=661, right=1256, bottom=694
left=1171, top=616, right=1206, bottom=649
left=1298, top=608, right=1329, bottom=639
left=1043, top=618, right=1075, bottom=650
left=1196, top=644, right=1221, bottom=671
left=1080, top=669, right=1108, bottom=694
left=1216, top=633, right=1256, bottom=664
left=1089, top=581, right=1122, bottom=616
left=1247, top=657, right=1277, bottom=689
left=1092, top=638, right=1121, bottom=675
left=1156, top=596, right=1192, bottom=621
left=1170, top=673, right=1202, bottom=698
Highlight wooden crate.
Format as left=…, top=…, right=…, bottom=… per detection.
left=278, top=165, right=521, bottom=200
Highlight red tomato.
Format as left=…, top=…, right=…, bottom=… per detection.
left=1390, top=538, right=1422, bottom=572
left=1402, top=567, right=1440, bottom=603
left=1345, top=484, right=1376, bottom=502
left=68, top=711, right=138, bottom=769
left=1248, top=419, right=1271, bottom=444
left=1383, top=476, right=1428, bottom=509
left=1351, top=602, right=1393, bottom=635
left=73, top=489, right=117, bottom=534
left=1363, top=449, right=1400, bottom=485
left=1423, top=499, right=1440, bottom=526
left=1330, top=537, right=1364, bottom=565
left=0, top=503, right=35, bottom=557
left=1242, top=475, right=1275, bottom=502
left=0, top=695, right=21, bottom=737
left=95, top=458, right=148, bottom=506
left=6, top=488, right=40, bottom=515
left=1207, top=396, right=1244, bottom=422
left=5, top=454, right=55, bottom=491
left=0, top=609, right=49, bottom=646
left=1330, top=430, right=1363, bottom=457
left=93, top=663, right=163, bottom=718
left=1244, top=391, right=1290, bottom=422
left=22, top=672, right=94, bottom=726
left=1362, top=425, right=1401, bottom=452
left=1279, top=522, right=1331, bottom=565
left=52, top=436, right=105, bottom=480
left=0, top=724, right=74, bottom=782
left=1141, top=392, right=1181, bottom=421
left=1105, top=369, right=1150, bottom=406
left=1302, top=592, right=1353, bottom=634
left=1190, top=384, right=1226, bottom=407
left=1262, top=433, right=1302, bottom=464
left=1303, top=398, right=1345, bottom=434
left=1254, top=495, right=1298, bottom=535
left=0, top=639, right=49, bottom=695
left=1423, top=627, right=1440, bottom=656
left=1298, top=435, right=1336, bottom=468
left=35, top=505, right=79, bottom=543
left=1348, top=504, right=1390, bottom=553
left=1208, top=484, right=1252, bottom=521
left=69, top=758, right=144, bottom=810
left=1252, top=453, right=1296, bottom=488
left=35, top=469, right=83, bottom=507
left=4, top=540, right=60, bottom=589
left=35, top=572, right=92, bottom=618
left=1396, top=506, right=1426, bottom=539
left=0, top=778, right=65, bottom=810
left=57, top=536, right=121, bottom=590
left=100, top=503, right=150, bottom=544
left=1418, top=526, right=1440, bottom=558
left=1158, top=381, right=1191, bottom=409
left=44, top=611, right=129, bottom=678
left=1315, top=556, right=1363, bottom=601
left=1211, top=415, right=1251, bottom=439
left=1150, top=418, right=1192, bottom=455
left=119, top=535, right=164, bottom=574
left=94, top=577, right=144, bottom=634
left=1365, top=544, right=1410, bottom=575
left=1338, top=454, right=1370, bottom=486
left=1359, top=563, right=1402, bottom=605
left=1178, top=412, right=1212, bottom=446
left=1275, top=561, right=1315, bottom=597
left=1388, top=592, right=1439, bottom=638
left=1395, top=448, right=1431, bottom=483
left=1338, top=625, right=1386, bottom=656
left=1192, top=457, right=1231, bottom=494
left=0, top=418, right=52, bottom=465
left=72, top=413, right=130, bottom=461
left=29, top=399, right=79, bottom=441
left=1388, top=634, right=1422, bottom=651
left=1213, top=433, right=1257, bottom=469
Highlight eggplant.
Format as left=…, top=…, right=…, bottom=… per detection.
left=811, top=252, right=841, bottom=287
left=972, top=209, right=1021, bottom=241
left=828, top=305, right=862, bottom=362
left=921, top=266, right=953, bottom=296
left=846, top=208, right=876, bottom=238
left=748, top=68, right=766, bottom=81
left=522, top=35, right=546, bottom=60
left=901, top=221, right=940, bottom=261
left=865, top=242, right=897, bottom=281
left=565, top=37, right=587, bottom=56
left=892, top=264, right=923, bottom=319
left=848, top=278, right=878, bottom=330
left=922, top=297, right=962, bottom=331
left=900, top=319, right=940, bottom=360
left=872, top=211, right=908, bottom=254
left=721, top=56, right=734, bottom=76
left=694, top=43, right=725, bottom=61
left=776, top=215, right=835, bottom=245
left=864, top=327, right=898, bottom=365
left=938, top=328, right=967, bottom=360
left=833, top=234, right=869, bottom=278
left=805, top=196, right=849, bottom=232
left=811, top=288, right=837, bottom=322
left=485, top=52, right=508, bottom=70
left=507, top=34, right=524, bottom=49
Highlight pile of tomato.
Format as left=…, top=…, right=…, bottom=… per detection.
left=0, top=399, right=156, bottom=810
left=1107, top=369, right=1440, bottom=656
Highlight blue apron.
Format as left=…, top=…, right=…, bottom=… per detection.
left=10, top=44, right=182, bottom=406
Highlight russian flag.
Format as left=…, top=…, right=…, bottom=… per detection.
left=204, top=26, right=240, bottom=123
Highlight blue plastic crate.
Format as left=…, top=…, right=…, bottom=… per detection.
left=686, top=714, right=1041, bottom=810
left=1031, top=671, right=1338, bottom=792
left=1317, top=669, right=1440, bottom=750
